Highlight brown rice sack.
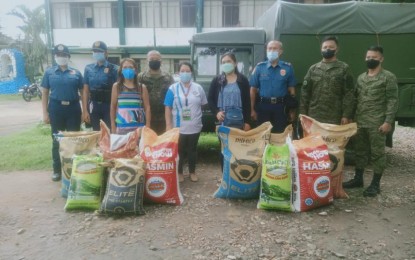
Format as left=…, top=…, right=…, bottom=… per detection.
left=290, top=134, right=333, bottom=212
left=57, top=131, right=100, bottom=198
left=300, top=115, right=357, bottom=199
left=269, top=125, right=293, bottom=146
left=139, top=127, right=183, bottom=205
left=214, top=122, right=272, bottom=199
left=99, top=121, right=141, bottom=160
left=100, top=158, right=146, bottom=215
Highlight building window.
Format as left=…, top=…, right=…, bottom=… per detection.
left=181, top=0, right=196, bottom=27
left=223, top=0, right=239, bottom=27
left=70, top=3, right=93, bottom=28
left=125, top=1, right=141, bottom=28
left=111, top=2, right=118, bottom=28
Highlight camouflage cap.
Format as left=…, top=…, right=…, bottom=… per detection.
left=54, top=44, right=70, bottom=56
left=92, top=41, right=107, bottom=52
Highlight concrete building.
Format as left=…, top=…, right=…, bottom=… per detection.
left=45, top=0, right=279, bottom=73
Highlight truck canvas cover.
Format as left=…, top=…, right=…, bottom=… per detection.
left=257, top=1, right=415, bottom=38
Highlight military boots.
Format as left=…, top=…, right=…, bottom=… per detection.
left=343, top=169, right=364, bottom=188
left=363, top=174, right=382, bottom=197
left=52, top=172, right=61, bottom=182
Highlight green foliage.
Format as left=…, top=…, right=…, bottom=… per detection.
left=0, top=123, right=52, bottom=171
left=197, top=132, right=220, bottom=162
left=8, top=4, right=47, bottom=82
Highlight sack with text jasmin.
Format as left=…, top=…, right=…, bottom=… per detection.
left=139, top=127, right=183, bottom=205
left=300, top=115, right=357, bottom=199
left=100, top=158, right=146, bottom=215
left=57, top=131, right=100, bottom=198
left=214, top=122, right=272, bottom=199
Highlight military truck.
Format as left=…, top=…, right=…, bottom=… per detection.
left=191, top=1, right=415, bottom=139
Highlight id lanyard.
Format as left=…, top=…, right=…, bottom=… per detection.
left=179, top=83, right=192, bottom=107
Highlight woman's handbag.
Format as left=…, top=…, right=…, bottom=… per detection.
left=224, top=107, right=244, bottom=129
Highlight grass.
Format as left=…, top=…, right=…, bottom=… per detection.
left=0, top=123, right=52, bottom=171
left=198, top=132, right=221, bottom=162
left=0, top=94, right=23, bottom=102
left=0, top=124, right=220, bottom=172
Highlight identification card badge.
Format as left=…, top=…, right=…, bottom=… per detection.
left=182, top=108, right=191, bottom=121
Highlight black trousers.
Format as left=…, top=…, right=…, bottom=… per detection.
left=257, top=103, right=287, bottom=133
left=178, top=132, right=200, bottom=174
left=89, top=101, right=111, bottom=131
left=48, top=100, right=81, bottom=173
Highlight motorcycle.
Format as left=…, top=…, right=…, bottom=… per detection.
left=19, top=82, right=42, bottom=102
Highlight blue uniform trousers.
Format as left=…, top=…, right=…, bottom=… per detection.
left=90, top=101, right=111, bottom=131
left=48, top=100, right=81, bottom=173
left=257, top=103, right=287, bottom=133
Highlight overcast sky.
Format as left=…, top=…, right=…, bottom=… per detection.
left=0, top=0, right=45, bottom=39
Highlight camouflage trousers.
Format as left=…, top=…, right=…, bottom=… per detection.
left=354, top=127, right=386, bottom=174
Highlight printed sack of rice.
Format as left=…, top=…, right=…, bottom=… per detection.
left=100, top=158, right=146, bottom=215
left=99, top=121, right=141, bottom=160
left=290, top=134, right=333, bottom=212
left=300, top=115, right=357, bottom=199
left=214, top=122, right=272, bottom=199
left=257, top=142, right=292, bottom=211
left=139, top=127, right=183, bottom=205
left=57, top=131, right=100, bottom=198
left=269, top=125, right=293, bottom=146
left=64, top=155, right=104, bottom=211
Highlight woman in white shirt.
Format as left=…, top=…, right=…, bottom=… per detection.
left=164, top=62, right=208, bottom=182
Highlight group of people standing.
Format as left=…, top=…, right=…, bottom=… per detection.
left=42, top=36, right=398, bottom=198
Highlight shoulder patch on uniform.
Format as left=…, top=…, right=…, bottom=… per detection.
left=303, top=80, right=308, bottom=86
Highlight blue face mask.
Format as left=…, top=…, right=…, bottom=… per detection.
left=92, top=52, right=106, bottom=62
left=267, top=51, right=279, bottom=62
left=180, top=72, right=192, bottom=83
left=221, top=63, right=235, bottom=74
left=122, top=68, right=135, bottom=80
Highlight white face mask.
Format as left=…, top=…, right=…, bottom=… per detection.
left=55, top=56, right=69, bottom=66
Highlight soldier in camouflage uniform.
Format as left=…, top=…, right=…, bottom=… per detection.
left=343, top=46, right=398, bottom=197
left=138, top=50, right=175, bottom=135
left=300, top=36, right=355, bottom=125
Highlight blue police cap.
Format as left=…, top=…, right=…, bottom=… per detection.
left=92, top=41, right=107, bottom=52
left=54, top=44, right=70, bottom=56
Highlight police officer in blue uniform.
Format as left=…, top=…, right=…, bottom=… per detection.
left=82, top=41, right=118, bottom=130
left=250, top=40, right=297, bottom=133
left=41, top=44, right=83, bottom=181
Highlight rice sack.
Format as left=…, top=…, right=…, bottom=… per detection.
left=300, top=115, right=357, bottom=199
left=57, top=131, right=100, bottom=198
left=64, top=155, right=104, bottom=211
left=100, top=158, right=146, bottom=215
left=269, top=125, right=293, bottom=146
left=257, top=143, right=292, bottom=211
left=215, top=122, right=272, bottom=199
left=99, top=121, right=141, bottom=160
left=139, top=127, right=183, bottom=206
left=290, top=134, right=333, bottom=212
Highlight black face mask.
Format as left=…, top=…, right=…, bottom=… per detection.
left=366, top=59, right=380, bottom=69
left=321, top=49, right=336, bottom=59
left=149, top=60, right=161, bottom=70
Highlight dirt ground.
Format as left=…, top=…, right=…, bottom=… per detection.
left=0, top=98, right=414, bottom=259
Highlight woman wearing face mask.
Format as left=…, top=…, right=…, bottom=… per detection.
left=208, top=52, right=251, bottom=171
left=208, top=52, right=251, bottom=131
left=164, top=62, right=207, bottom=182
left=110, top=58, right=151, bottom=134
left=41, top=44, right=84, bottom=182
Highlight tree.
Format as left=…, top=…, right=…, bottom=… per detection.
left=8, top=5, right=47, bottom=82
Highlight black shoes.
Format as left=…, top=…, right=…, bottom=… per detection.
left=342, top=178, right=363, bottom=188
left=52, top=172, right=61, bottom=182
left=343, top=169, right=364, bottom=188
left=363, top=183, right=380, bottom=197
